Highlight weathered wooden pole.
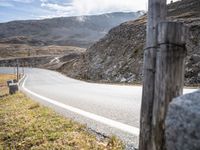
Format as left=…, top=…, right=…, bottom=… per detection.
left=139, top=0, right=167, bottom=150
left=152, top=22, right=187, bottom=150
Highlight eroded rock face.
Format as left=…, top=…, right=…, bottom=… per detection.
left=84, top=17, right=146, bottom=83
left=165, top=91, right=200, bottom=150
left=185, top=25, right=200, bottom=86
left=62, top=0, right=200, bottom=86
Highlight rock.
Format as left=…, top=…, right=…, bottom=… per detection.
left=190, top=54, right=200, bottom=64
left=9, top=83, right=18, bottom=94
left=165, top=91, right=200, bottom=150
left=120, top=77, right=127, bottom=82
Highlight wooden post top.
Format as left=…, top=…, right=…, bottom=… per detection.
left=157, top=22, right=188, bottom=46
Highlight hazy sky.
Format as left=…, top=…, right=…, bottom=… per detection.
left=0, top=0, right=178, bottom=23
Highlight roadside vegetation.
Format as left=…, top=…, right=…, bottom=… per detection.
left=0, top=74, right=124, bottom=150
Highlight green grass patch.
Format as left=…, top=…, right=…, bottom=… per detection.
left=0, top=74, right=124, bottom=150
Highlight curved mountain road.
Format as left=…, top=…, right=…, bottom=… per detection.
left=0, top=67, right=198, bottom=149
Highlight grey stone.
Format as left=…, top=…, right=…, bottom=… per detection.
left=165, top=90, right=200, bottom=150
left=9, top=83, right=19, bottom=95
left=191, top=54, right=200, bottom=64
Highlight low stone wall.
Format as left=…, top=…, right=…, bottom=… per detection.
left=165, top=90, right=200, bottom=150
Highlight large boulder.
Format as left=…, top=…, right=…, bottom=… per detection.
left=165, top=90, right=200, bottom=150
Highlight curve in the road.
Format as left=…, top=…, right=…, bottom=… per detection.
left=21, top=74, right=140, bottom=136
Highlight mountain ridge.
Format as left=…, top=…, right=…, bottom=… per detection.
left=0, top=11, right=143, bottom=48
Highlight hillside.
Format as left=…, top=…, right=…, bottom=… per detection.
left=0, top=42, right=85, bottom=59
left=0, top=12, right=143, bottom=48
left=60, top=0, right=200, bottom=86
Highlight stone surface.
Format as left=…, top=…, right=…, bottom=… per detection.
left=165, top=90, right=200, bottom=150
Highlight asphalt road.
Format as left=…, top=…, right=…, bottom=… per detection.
left=0, top=67, right=198, bottom=149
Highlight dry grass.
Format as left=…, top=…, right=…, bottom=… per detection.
left=0, top=74, right=16, bottom=85
left=0, top=74, right=124, bottom=150
left=0, top=74, right=16, bottom=96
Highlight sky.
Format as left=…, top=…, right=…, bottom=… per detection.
left=0, top=0, right=178, bottom=23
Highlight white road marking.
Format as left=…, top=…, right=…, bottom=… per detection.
left=21, top=75, right=140, bottom=136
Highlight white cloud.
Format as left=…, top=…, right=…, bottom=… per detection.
left=40, top=0, right=147, bottom=17
left=71, top=0, right=147, bottom=15
left=39, top=0, right=180, bottom=19
left=41, top=1, right=74, bottom=18
left=41, top=3, right=69, bottom=11
left=71, top=0, right=180, bottom=15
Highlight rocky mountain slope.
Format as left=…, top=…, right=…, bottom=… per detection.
left=60, top=0, right=200, bottom=86
left=0, top=12, right=143, bottom=48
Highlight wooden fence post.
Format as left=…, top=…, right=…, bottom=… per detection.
left=152, top=22, right=187, bottom=150
left=139, top=0, right=167, bottom=150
